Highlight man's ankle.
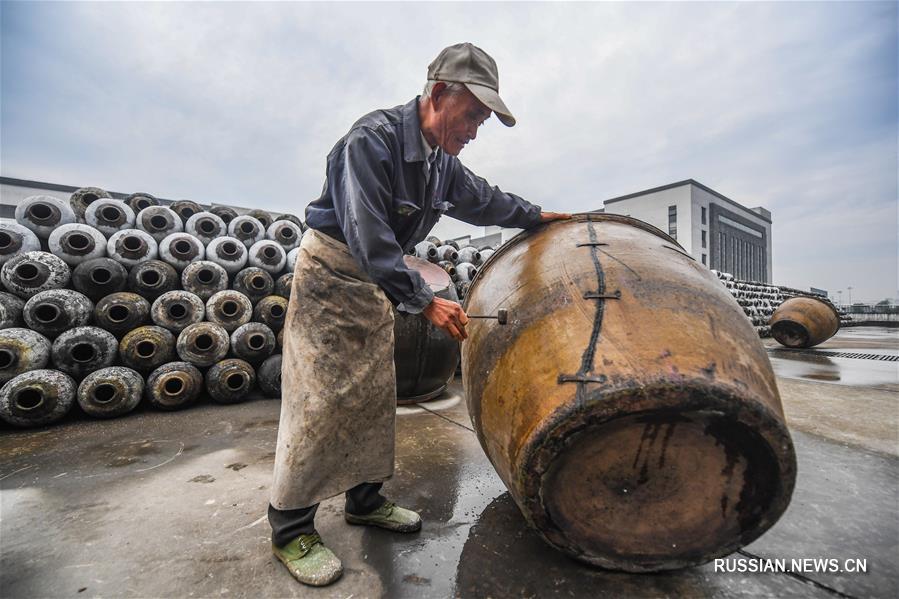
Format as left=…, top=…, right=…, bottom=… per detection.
left=345, top=481, right=387, bottom=515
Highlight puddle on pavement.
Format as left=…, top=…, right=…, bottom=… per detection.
left=367, top=407, right=508, bottom=598
left=767, top=326, right=898, bottom=387
left=828, top=327, right=898, bottom=343
left=768, top=352, right=898, bottom=387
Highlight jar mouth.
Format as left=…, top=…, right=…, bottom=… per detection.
left=163, top=377, right=185, bottom=396
left=14, top=387, right=44, bottom=411
left=122, top=236, right=144, bottom=252
left=34, top=303, right=60, bottom=323
left=248, top=334, right=265, bottom=350
left=140, top=270, right=161, bottom=287
left=27, top=203, right=54, bottom=222
left=0, top=349, right=15, bottom=369
left=92, top=383, right=118, bottom=404
left=226, top=373, right=246, bottom=390
left=136, top=340, right=157, bottom=358
left=66, top=233, right=91, bottom=251
left=167, top=303, right=188, bottom=319
left=71, top=342, right=97, bottom=363
left=197, top=269, right=215, bottom=284
left=108, top=305, right=130, bottom=323
left=101, top=206, right=121, bottom=222
left=174, top=240, right=193, bottom=255
left=16, top=263, right=40, bottom=281
left=149, top=215, right=168, bottom=230
left=194, top=334, right=214, bottom=351
left=91, top=267, right=112, bottom=284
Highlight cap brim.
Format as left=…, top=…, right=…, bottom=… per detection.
left=463, top=82, right=516, bottom=127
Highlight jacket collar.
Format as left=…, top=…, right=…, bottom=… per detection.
left=403, top=97, right=428, bottom=163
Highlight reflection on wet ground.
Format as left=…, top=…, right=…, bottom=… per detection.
left=820, top=326, right=899, bottom=347
left=768, top=351, right=898, bottom=388
left=766, top=327, right=898, bottom=389
left=765, top=326, right=899, bottom=351
left=0, top=327, right=896, bottom=598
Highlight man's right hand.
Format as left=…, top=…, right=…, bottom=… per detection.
left=422, top=297, right=469, bottom=341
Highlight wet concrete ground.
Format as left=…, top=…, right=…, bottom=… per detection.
left=766, top=326, right=898, bottom=390
left=1, top=327, right=897, bottom=598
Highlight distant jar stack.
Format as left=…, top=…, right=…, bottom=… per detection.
left=407, top=236, right=498, bottom=302
left=711, top=271, right=846, bottom=337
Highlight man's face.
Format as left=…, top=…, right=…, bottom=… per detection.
left=432, top=86, right=492, bottom=156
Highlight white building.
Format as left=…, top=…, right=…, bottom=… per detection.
left=442, top=179, right=773, bottom=284
left=602, top=180, right=772, bottom=283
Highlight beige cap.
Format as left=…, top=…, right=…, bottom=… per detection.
left=427, top=42, right=516, bottom=127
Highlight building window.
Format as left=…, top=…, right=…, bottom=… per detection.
left=720, top=233, right=725, bottom=269
left=718, top=215, right=763, bottom=238
left=732, top=237, right=737, bottom=274
left=752, top=245, right=757, bottom=281
left=701, top=253, right=707, bottom=265
left=701, top=206, right=707, bottom=225
left=701, top=230, right=706, bottom=249
left=740, top=240, right=749, bottom=279
left=749, top=245, right=754, bottom=280
left=742, top=241, right=748, bottom=279
left=668, top=205, right=677, bottom=239
left=743, top=243, right=748, bottom=278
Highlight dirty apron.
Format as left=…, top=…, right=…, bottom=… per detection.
left=270, top=229, right=396, bottom=510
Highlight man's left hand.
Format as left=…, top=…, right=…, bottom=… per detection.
left=540, top=212, right=572, bottom=222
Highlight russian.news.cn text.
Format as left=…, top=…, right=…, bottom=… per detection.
left=714, top=557, right=867, bottom=574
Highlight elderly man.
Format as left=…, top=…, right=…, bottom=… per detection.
left=268, top=42, right=570, bottom=586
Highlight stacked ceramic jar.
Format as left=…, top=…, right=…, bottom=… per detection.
left=409, top=236, right=496, bottom=301
left=711, top=271, right=783, bottom=335
left=710, top=270, right=847, bottom=337
left=0, top=188, right=303, bottom=428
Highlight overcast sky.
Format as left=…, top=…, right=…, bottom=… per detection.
left=2, top=1, right=896, bottom=302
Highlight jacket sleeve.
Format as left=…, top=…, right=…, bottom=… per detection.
left=328, top=128, right=434, bottom=313
left=443, top=160, right=543, bottom=229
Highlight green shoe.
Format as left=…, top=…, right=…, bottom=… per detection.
left=345, top=501, right=422, bottom=532
left=272, top=533, right=343, bottom=587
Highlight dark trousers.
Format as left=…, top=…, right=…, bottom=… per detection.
left=268, top=481, right=386, bottom=547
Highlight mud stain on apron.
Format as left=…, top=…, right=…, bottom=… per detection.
left=271, top=230, right=396, bottom=509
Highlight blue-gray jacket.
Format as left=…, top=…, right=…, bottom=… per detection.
left=305, top=97, right=542, bottom=313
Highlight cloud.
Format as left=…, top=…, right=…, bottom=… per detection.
left=1, top=1, right=895, bottom=301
